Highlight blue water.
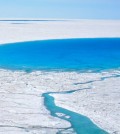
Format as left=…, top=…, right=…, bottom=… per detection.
left=0, top=38, right=120, bottom=72
left=43, top=91, right=108, bottom=134
left=0, top=38, right=119, bottom=134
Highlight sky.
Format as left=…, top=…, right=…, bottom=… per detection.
left=0, top=0, right=120, bottom=19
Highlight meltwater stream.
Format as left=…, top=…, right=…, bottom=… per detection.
left=43, top=74, right=120, bottom=134
left=43, top=91, right=108, bottom=134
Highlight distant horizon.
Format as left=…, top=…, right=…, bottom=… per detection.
left=0, top=18, right=120, bottom=21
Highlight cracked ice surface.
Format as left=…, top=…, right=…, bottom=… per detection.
left=0, top=69, right=120, bottom=133
left=0, top=70, right=71, bottom=134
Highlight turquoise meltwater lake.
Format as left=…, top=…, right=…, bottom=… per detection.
left=0, top=38, right=120, bottom=72
left=0, top=38, right=120, bottom=134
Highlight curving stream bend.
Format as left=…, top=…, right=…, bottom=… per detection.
left=42, top=87, right=108, bottom=134
left=42, top=74, right=120, bottom=134
left=42, top=92, right=108, bottom=134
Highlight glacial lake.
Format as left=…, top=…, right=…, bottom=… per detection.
left=0, top=38, right=120, bottom=72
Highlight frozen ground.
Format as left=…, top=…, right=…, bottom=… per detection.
left=0, top=69, right=120, bottom=133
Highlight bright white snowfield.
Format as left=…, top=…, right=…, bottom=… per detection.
left=0, top=20, right=120, bottom=134
left=0, top=19, right=120, bottom=44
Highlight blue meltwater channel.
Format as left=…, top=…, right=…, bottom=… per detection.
left=42, top=91, right=108, bottom=134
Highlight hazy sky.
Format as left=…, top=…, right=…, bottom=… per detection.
left=0, top=0, right=120, bottom=19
